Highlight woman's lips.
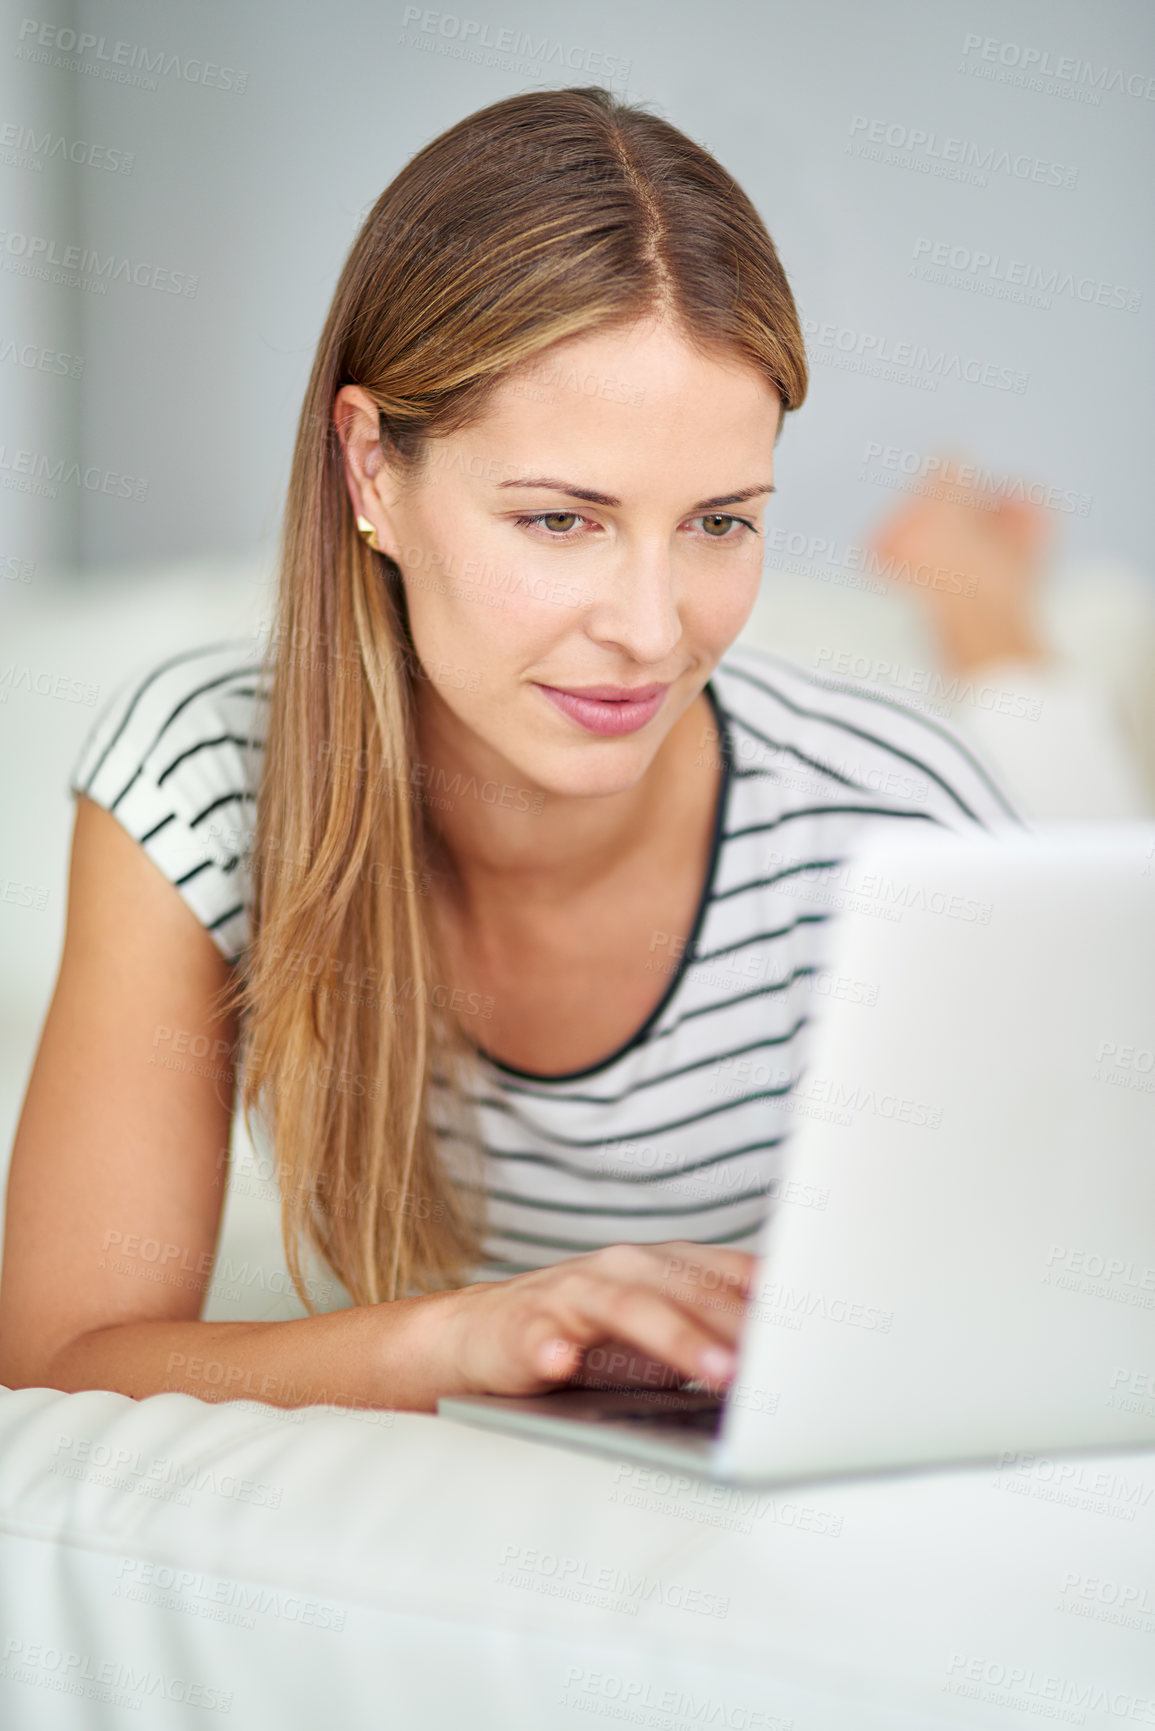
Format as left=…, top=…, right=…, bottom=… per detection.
left=535, top=682, right=669, bottom=736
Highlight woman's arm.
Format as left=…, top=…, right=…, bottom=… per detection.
left=0, top=797, right=750, bottom=1412
left=1, top=791, right=242, bottom=1392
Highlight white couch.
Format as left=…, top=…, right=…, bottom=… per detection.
left=2, top=1383, right=1154, bottom=1728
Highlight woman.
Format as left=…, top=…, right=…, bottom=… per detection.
left=0, top=87, right=1016, bottom=1412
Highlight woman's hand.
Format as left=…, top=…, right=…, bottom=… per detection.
left=427, top=1241, right=755, bottom=1401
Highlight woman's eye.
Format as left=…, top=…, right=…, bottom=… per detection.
left=697, top=513, right=747, bottom=539
left=516, top=512, right=584, bottom=536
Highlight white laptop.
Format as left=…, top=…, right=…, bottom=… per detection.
left=439, top=825, right=1155, bottom=1485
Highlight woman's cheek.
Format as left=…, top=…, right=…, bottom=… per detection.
left=401, top=574, right=562, bottom=698
left=689, top=572, right=761, bottom=654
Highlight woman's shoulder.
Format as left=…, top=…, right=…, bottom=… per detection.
left=710, top=640, right=1021, bottom=832
left=69, top=637, right=269, bottom=964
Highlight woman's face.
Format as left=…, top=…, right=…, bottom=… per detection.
left=341, top=317, right=780, bottom=801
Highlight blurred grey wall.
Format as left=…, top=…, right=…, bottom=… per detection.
left=1, top=0, right=1153, bottom=583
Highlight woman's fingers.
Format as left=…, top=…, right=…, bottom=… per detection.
left=566, top=1338, right=689, bottom=1392
left=523, top=1285, right=735, bottom=1392
left=647, top=1244, right=754, bottom=1342
left=518, top=1252, right=754, bottom=1391
left=532, top=1336, right=585, bottom=1380
left=582, top=1243, right=754, bottom=1344
left=444, top=1242, right=760, bottom=1399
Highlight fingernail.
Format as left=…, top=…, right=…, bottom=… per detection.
left=699, top=1346, right=737, bottom=1382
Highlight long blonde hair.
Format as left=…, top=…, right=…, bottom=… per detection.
left=218, top=85, right=810, bottom=1309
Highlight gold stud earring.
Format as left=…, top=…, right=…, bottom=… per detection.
left=355, top=514, right=381, bottom=553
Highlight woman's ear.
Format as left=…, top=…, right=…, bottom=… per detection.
left=333, top=384, right=405, bottom=562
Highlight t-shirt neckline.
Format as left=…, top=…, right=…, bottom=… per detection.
left=472, top=678, right=735, bottom=1086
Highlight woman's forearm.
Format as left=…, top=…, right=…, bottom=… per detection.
left=26, top=1242, right=756, bottom=1411
left=41, top=1292, right=459, bottom=1414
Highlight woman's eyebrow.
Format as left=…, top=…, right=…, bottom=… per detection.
left=495, top=477, right=776, bottom=509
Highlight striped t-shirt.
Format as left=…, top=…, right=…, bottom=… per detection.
left=70, top=637, right=1020, bottom=1282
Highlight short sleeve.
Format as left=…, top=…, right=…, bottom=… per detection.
left=69, top=640, right=268, bottom=964
left=716, top=645, right=1026, bottom=839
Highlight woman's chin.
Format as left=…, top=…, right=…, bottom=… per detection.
left=519, top=742, right=665, bottom=803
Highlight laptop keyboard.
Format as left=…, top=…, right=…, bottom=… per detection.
left=602, top=1402, right=724, bottom=1435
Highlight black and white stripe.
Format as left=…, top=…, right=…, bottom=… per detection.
left=70, top=639, right=268, bottom=961
left=70, top=638, right=1020, bottom=1281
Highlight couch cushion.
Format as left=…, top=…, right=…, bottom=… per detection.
left=1, top=1385, right=1153, bottom=1727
